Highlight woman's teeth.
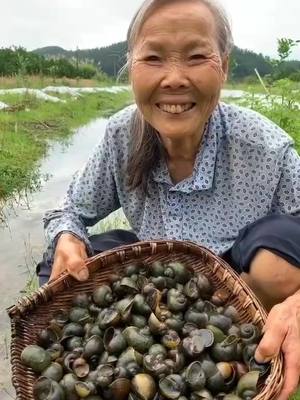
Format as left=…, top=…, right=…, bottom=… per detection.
left=158, top=103, right=194, bottom=114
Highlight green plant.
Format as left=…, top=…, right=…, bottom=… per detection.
left=269, top=38, right=300, bottom=81
left=276, top=38, right=300, bottom=64
left=235, top=38, right=300, bottom=151
left=89, top=209, right=131, bottom=235
left=236, top=79, right=300, bottom=152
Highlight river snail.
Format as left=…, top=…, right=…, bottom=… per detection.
left=21, top=261, right=270, bottom=400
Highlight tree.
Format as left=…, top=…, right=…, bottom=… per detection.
left=277, top=38, right=300, bottom=64
left=269, top=38, right=300, bottom=80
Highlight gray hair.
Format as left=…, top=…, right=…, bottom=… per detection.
left=127, top=0, right=233, bottom=65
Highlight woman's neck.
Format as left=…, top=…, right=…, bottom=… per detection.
left=160, top=124, right=206, bottom=163
left=159, top=127, right=207, bottom=184
left=164, top=137, right=200, bottom=162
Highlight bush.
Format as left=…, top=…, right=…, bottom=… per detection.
left=77, top=64, right=97, bottom=79
left=0, top=47, right=102, bottom=80
left=289, top=71, right=300, bottom=82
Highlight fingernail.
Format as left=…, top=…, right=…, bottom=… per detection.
left=255, top=350, right=272, bottom=364
left=78, top=268, right=89, bottom=281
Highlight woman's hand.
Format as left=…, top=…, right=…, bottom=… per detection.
left=49, top=233, right=89, bottom=282
left=255, top=291, right=300, bottom=400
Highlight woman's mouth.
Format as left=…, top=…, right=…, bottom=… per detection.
left=156, top=103, right=196, bottom=114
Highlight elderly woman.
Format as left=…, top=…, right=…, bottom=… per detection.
left=39, top=0, right=300, bottom=398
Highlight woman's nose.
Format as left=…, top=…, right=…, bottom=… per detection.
left=160, top=63, right=189, bottom=89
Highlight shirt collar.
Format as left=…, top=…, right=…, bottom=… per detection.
left=152, top=104, right=221, bottom=193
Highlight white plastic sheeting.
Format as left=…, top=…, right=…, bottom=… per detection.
left=42, top=85, right=130, bottom=95
left=0, top=101, right=9, bottom=110
left=0, top=86, right=130, bottom=105
left=0, top=88, right=63, bottom=102
left=1, top=87, right=296, bottom=110
left=221, top=89, right=247, bottom=98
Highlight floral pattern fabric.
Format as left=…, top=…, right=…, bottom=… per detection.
left=44, top=102, right=300, bottom=261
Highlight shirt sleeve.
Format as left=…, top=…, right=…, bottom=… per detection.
left=43, top=118, right=121, bottom=259
left=271, top=145, right=300, bottom=216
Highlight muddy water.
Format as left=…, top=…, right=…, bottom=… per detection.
left=0, top=118, right=107, bottom=399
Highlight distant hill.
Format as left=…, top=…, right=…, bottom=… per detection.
left=34, top=42, right=128, bottom=78
left=34, top=46, right=69, bottom=57
left=33, top=42, right=300, bottom=81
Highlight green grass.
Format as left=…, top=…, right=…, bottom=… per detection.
left=0, top=89, right=133, bottom=211
left=89, top=208, right=131, bottom=235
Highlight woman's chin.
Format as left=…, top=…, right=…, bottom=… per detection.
left=156, top=125, right=198, bottom=140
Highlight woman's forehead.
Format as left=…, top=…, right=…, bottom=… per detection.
left=137, top=2, right=217, bottom=44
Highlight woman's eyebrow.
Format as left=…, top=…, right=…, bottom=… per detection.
left=184, top=38, right=210, bottom=51
left=139, top=40, right=164, bottom=51
left=139, top=38, right=209, bottom=52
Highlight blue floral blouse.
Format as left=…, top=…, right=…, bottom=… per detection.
left=44, top=102, right=300, bottom=260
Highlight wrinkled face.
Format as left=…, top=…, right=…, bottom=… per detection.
left=130, top=0, right=228, bottom=141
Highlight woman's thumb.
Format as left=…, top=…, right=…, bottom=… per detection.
left=76, top=267, right=89, bottom=281
left=67, top=252, right=89, bottom=281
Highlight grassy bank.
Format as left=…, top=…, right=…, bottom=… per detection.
left=0, top=88, right=133, bottom=213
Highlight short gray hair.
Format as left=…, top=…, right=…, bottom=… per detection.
left=127, top=0, right=233, bottom=63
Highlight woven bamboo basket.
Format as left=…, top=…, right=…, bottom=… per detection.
left=8, top=240, right=284, bottom=400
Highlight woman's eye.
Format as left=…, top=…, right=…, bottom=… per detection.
left=144, top=55, right=161, bottom=62
left=189, top=54, right=206, bottom=60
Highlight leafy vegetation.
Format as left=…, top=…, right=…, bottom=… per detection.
left=227, top=39, right=300, bottom=153
left=0, top=47, right=103, bottom=79
left=236, top=79, right=300, bottom=149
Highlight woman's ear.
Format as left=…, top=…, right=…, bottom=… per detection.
left=127, top=52, right=132, bottom=83
left=221, top=55, right=229, bottom=82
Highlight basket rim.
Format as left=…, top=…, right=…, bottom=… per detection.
left=8, top=239, right=267, bottom=319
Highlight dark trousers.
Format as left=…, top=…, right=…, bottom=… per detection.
left=37, top=215, right=300, bottom=286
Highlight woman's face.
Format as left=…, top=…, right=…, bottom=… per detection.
left=130, top=0, right=228, bottom=141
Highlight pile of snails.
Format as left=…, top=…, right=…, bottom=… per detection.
left=21, top=261, right=270, bottom=400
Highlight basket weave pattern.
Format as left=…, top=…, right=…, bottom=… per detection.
left=8, top=240, right=284, bottom=400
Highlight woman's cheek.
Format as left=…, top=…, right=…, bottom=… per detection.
left=207, top=62, right=225, bottom=87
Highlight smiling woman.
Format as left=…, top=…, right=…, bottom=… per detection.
left=39, top=1, right=300, bottom=399
left=130, top=2, right=227, bottom=182
left=126, top=0, right=232, bottom=188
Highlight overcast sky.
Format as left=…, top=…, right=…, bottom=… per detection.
left=1, top=0, right=300, bottom=59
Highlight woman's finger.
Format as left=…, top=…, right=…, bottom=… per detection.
left=255, top=313, right=286, bottom=362
left=49, top=254, right=65, bottom=281
left=277, top=349, right=300, bottom=400
left=49, top=233, right=89, bottom=282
